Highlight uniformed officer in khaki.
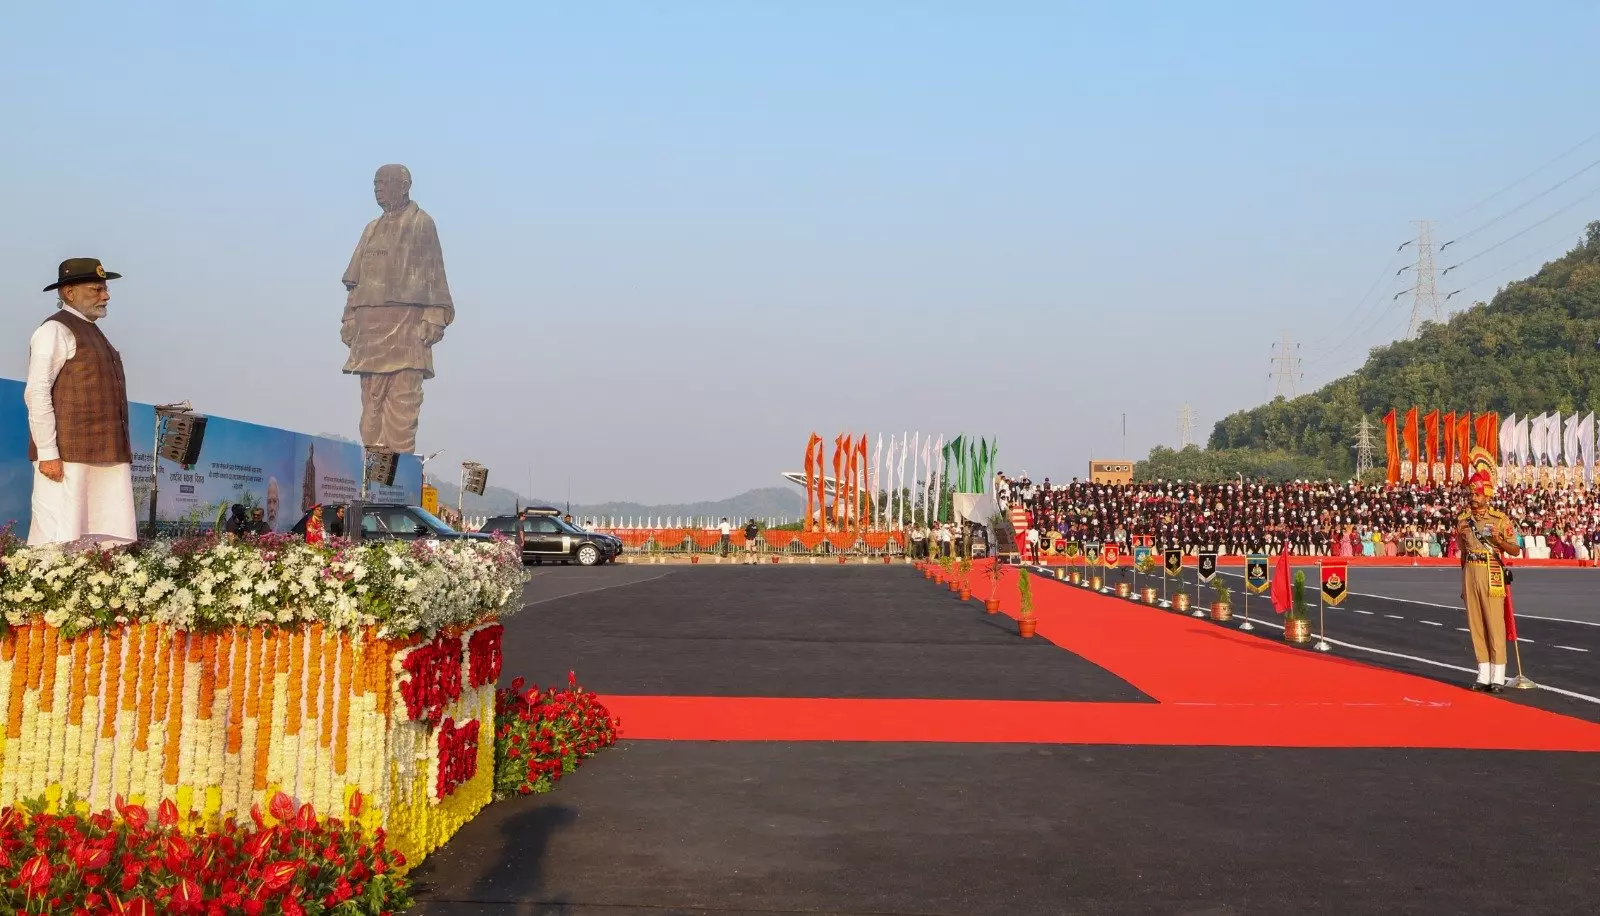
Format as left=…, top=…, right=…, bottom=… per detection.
left=1455, top=449, right=1520, bottom=691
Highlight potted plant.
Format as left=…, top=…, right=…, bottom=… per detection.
left=1017, top=566, right=1037, bottom=638
left=957, top=555, right=973, bottom=600
left=1209, top=577, right=1232, bottom=621
left=984, top=556, right=1003, bottom=613
left=1284, top=570, right=1312, bottom=643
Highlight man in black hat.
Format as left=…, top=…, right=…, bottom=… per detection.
left=24, top=258, right=137, bottom=546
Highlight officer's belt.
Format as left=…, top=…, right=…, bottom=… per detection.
left=1465, top=551, right=1494, bottom=562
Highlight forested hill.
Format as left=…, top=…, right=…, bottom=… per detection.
left=1207, top=221, right=1600, bottom=475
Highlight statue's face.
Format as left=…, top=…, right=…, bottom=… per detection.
left=374, top=167, right=410, bottom=212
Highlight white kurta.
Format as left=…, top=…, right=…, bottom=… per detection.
left=23, top=307, right=137, bottom=547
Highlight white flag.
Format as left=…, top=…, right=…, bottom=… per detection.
left=930, top=434, right=945, bottom=523
left=872, top=433, right=884, bottom=527
left=1500, top=414, right=1518, bottom=466
left=1514, top=416, right=1529, bottom=465
left=1528, top=414, right=1545, bottom=466
left=1551, top=412, right=1564, bottom=467
left=1583, top=412, right=1597, bottom=483
left=1565, top=413, right=1582, bottom=467
left=920, top=437, right=932, bottom=523
left=896, top=433, right=910, bottom=528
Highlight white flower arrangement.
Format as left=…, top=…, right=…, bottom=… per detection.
left=0, top=532, right=527, bottom=639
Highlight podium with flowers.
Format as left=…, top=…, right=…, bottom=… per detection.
left=0, top=534, right=525, bottom=868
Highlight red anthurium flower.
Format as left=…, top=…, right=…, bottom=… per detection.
left=158, top=798, right=180, bottom=828
left=19, top=853, right=52, bottom=894
left=171, top=877, right=203, bottom=913
left=119, top=803, right=149, bottom=831
left=269, top=792, right=295, bottom=823
left=259, top=861, right=299, bottom=895
left=348, top=790, right=364, bottom=818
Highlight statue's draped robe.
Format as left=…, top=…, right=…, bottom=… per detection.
left=342, top=201, right=454, bottom=378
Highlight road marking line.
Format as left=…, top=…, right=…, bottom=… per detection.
left=1517, top=638, right=1535, bottom=644
left=1385, top=615, right=1405, bottom=620
left=1216, top=569, right=1600, bottom=627
left=1201, top=609, right=1600, bottom=706
left=1456, top=627, right=1470, bottom=632
left=1420, top=620, right=1443, bottom=626
left=1555, top=645, right=1590, bottom=653
left=1354, top=610, right=1374, bottom=615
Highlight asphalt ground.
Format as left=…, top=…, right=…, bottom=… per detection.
left=1052, top=563, right=1600, bottom=721
left=408, top=564, right=1600, bottom=915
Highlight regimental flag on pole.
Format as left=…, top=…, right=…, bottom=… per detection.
left=1321, top=562, right=1348, bottom=606
left=1270, top=546, right=1293, bottom=614
left=1245, top=554, right=1270, bottom=594
left=1084, top=542, right=1102, bottom=566
left=1197, top=551, right=1218, bottom=584
left=1102, top=544, right=1121, bottom=569
left=1163, top=549, right=1183, bottom=577
left=1133, top=545, right=1152, bottom=568
left=1063, top=541, right=1081, bottom=561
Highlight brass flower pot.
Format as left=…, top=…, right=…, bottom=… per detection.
left=1089, top=575, right=1102, bottom=591
left=1069, top=571, right=1081, bottom=585
left=1018, top=617, right=1037, bottom=638
left=1115, top=582, right=1131, bottom=598
left=1141, top=587, right=1158, bottom=604
left=1209, top=602, right=1232, bottom=622
left=1284, top=618, right=1313, bottom=643
left=1173, top=593, right=1191, bottom=613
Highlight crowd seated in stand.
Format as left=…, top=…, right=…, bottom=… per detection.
left=995, top=473, right=1599, bottom=560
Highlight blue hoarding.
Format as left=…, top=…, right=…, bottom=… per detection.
left=1, top=377, right=420, bottom=533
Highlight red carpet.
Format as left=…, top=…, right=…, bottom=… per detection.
left=601, top=565, right=1600, bottom=750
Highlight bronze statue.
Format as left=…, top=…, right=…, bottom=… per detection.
left=341, top=164, right=454, bottom=454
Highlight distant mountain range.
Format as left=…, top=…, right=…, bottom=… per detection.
left=427, top=480, right=805, bottom=522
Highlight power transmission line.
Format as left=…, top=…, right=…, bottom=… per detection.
left=1269, top=333, right=1303, bottom=399
left=1353, top=416, right=1378, bottom=477
left=1440, top=152, right=1600, bottom=251
left=1444, top=127, right=1600, bottom=223
left=1441, top=183, right=1600, bottom=276
left=1177, top=404, right=1197, bottom=448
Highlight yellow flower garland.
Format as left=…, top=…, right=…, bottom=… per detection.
left=0, top=619, right=498, bottom=869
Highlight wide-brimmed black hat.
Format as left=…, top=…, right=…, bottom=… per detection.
left=43, top=257, right=121, bottom=292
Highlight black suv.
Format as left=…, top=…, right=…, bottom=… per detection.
left=289, top=503, right=491, bottom=543
left=477, top=507, right=622, bottom=566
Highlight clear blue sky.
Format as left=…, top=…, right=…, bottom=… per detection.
left=4, top=2, right=1597, bottom=502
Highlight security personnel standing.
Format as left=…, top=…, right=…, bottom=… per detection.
left=1455, top=448, right=1521, bottom=692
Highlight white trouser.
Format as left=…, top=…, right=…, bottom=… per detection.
left=28, top=461, right=138, bottom=547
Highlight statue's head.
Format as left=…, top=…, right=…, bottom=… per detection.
left=374, top=164, right=411, bottom=213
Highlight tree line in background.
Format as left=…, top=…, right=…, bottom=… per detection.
left=1137, top=221, right=1600, bottom=483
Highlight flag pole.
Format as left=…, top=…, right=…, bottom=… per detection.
left=1507, top=562, right=1537, bottom=689
left=1241, top=583, right=1254, bottom=631
left=1313, top=561, right=1332, bottom=652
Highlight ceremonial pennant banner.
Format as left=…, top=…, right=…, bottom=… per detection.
left=1197, top=552, right=1218, bottom=583
left=1101, top=544, right=1121, bottom=568
left=1245, top=555, right=1270, bottom=594
left=1063, top=541, right=1081, bottom=559
left=1132, top=545, right=1152, bottom=567
left=1084, top=542, right=1102, bottom=565
left=1321, top=562, right=1349, bottom=606
left=1163, top=549, right=1184, bottom=577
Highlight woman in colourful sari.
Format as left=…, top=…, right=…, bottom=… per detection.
left=304, top=505, right=326, bottom=546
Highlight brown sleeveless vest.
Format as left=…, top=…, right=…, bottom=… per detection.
left=27, top=310, right=133, bottom=464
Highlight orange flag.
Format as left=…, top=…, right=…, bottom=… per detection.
left=1475, top=414, right=1496, bottom=460
left=1382, top=409, right=1399, bottom=484
left=1441, top=412, right=1456, bottom=481
left=1403, top=408, right=1420, bottom=483
left=1456, top=413, right=1472, bottom=477
left=832, top=435, right=845, bottom=527
left=804, top=434, right=817, bottom=532
left=1423, top=410, right=1440, bottom=484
